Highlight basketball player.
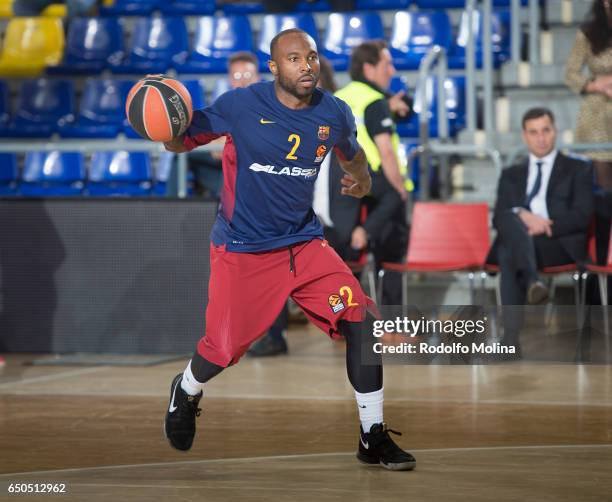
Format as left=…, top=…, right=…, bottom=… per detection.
left=163, top=29, right=415, bottom=471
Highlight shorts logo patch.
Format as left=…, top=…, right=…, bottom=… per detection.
left=328, top=294, right=345, bottom=313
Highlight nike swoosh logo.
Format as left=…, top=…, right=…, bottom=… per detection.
left=360, top=436, right=369, bottom=449
left=169, top=382, right=178, bottom=413
left=260, top=118, right=275, bottom=124
left=358, top=405, right=366, bottom=408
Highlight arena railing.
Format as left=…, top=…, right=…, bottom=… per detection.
left=0, top=138, right=222, bottom=198
left=414, top=0, right=500, bottom=199
left=414, top=44, right=449, bottom=195
left=407, top=142, right=503, bottom=201
left=457, top=0, right=497, bottom=144
left=510, top=0, right=540, bottom=65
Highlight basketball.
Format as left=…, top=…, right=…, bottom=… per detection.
left=125, top=76, right=193, bottom=142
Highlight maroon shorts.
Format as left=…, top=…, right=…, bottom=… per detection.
left=197, top=238, right=376, bottom=367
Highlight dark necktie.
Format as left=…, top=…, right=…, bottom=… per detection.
left=525, top=161, right=543, bottom=210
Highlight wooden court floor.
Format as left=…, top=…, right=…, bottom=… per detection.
left=0, top=325, right=611, bottom=501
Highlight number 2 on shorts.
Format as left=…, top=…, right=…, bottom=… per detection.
left=340, top=286, right=359, bottom=307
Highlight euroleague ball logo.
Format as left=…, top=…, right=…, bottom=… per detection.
left=315, top=144, right=327, bottom=163
left=328, top=294, right=345, bottom=314
left=168, top=94, right=188, bottom=133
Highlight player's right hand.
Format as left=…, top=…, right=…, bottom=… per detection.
left=164, top=134, right=188, bottom=153
left=340, top=173, right=372, bottom=198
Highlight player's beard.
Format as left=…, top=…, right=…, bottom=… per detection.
left=278, top=72, right=320, bottom=100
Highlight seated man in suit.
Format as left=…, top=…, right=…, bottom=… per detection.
left=490, top=107, right=593, bottom=306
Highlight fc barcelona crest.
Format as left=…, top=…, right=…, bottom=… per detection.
left=318, top=125, right=330, bottom=140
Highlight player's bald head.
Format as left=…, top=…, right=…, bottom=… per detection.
left=270, top=28, right=317, bottom=61
left=268, top=28, right=320, bottom=101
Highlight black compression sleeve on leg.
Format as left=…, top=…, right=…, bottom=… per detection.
left=340, top=314, right=383, bottom=393
left=190, top=351, right=225, bottom=383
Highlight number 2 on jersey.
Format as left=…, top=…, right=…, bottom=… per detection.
left=286, top=134, right=300, bottom=160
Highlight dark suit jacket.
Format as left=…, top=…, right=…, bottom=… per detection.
left=490, top=151, right=594, bottom=263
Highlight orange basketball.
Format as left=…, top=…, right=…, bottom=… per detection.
left=125, top=76, right=193, bottom=142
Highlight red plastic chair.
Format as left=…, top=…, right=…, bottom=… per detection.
left=585, top=224, right=612, bottom=333
left=585, top=226, right=610, bottom=299
left=381, top=202, right=491, bottom=305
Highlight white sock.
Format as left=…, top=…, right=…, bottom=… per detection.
left=354, top=388, right=384, bottom=433
left=180, top=360, right=205, bottom=396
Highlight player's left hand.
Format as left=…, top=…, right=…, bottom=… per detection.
left=340, top=173, right=371, bottom=198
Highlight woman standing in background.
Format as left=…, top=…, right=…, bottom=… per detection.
left=565, top=0, right=612, bottom=188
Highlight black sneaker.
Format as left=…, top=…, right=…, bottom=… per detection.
left=164, top=373, right=202, bottom=451
left=247, top=334, right=288, bottom=357
left=357, top=423, right=416, bottom=471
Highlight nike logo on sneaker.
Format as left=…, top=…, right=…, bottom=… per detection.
left=169, top=381, right=178, bottom=413
left=260, top=118, right=275, bottom=124
left=360, top=436, right=369, bottom=449
left=359, top=405, right=367, bottom=408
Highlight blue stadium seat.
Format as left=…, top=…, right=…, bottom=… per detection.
left=211, top=78, right=232, bottom=102
left=21, top=152, right=85, bottom=196
left=176, top=16, right=253, bottom=74
left=257, top=14, right=319, bottom=71
left=0, top=81, right=9, bottom=126
left=0, top=79, right=75, bottom=138
left=0, top=153, right=18, bottom=196
left=160, top=0, right=214, bottom=15
left=417, top=0, right=526, bottom=5
left=321, top=13, right=384, bottom=71
left=415, top=0, right=464, bottom=6
left=100, top=0, right=159, bottom=16
left=295, top=0, right=330, bottom=10
left=388, top=74, right=409, bottom=95
left=60, top=79, right=133, bottom=138
left=122, top=79, right=205, bottom=138
left=152, top=152, right=195, bottom=197
left=393, top=75, right=466, bottom=138
left=390, top=11, right=452, bottom=70
left=152, top=151, right=173, bottom=196
left=88, top=151, right=152, bottom=196
left=221, top=2, right=263, bottom=14
left=355, top=0, right=410, bottom=9
left=48, top=17, right=124, bottom=75
left=181, top=79, right=206, bottom=110
left=448, top=10, right=511, bottom=69
left=111, top=17, right=189, bottom=74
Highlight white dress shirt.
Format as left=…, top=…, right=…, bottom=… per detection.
left=526, top=149, right=557, bottom=219
left=312, top=154, right=334, bottom=228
